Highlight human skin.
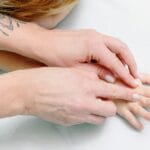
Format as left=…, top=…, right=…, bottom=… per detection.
left=113, top=74, right=150, bottom=130
left=0, top=7, right=74, bottom=71
left=0, top=13, right=140, bottom=88
left=0, top=4, right=145, bottom=124
left=0, top=62, right=147, bottom=125
left=0, top=66, right=119, bottom=126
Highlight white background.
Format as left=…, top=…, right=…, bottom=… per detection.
left=0, top=0, right=150, bottom=149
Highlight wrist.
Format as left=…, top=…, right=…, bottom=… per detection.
left=0, top=22, right=44, bottom=60
left=26, top=29, right=61, bottom=66
left=0, top=71, right=27, bottom=118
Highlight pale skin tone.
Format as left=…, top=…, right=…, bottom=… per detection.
left=0, top=9, right=139, bottom=87
left=114, top=74, right=150, bottom=131
left=0, top=63, right=149, bottom=127
left=0, top=66, right=121, bottom=125
left=0, top=3, right=147, bottom=126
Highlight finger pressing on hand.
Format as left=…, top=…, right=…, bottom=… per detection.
left=95, top=65, right=116, bottom=83
left=96, top=47, right=139, bottom=88
left=94, top=80, right=142, bottom=101
left=104, top=35, right=138, bottom=78
left=75, top=64, right=116, bottom=83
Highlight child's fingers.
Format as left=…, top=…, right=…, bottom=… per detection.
left=138, top=97, right=150, bottom=107
left=119, top=110, right=144, bottom=130
left=141, top=87, right=150, bottom=97
left=140, top=73, right=150, bottom=84
left=130, top=104, right=150, bottom=120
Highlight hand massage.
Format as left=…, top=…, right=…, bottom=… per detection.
left=0, top=0, right=149, bottom=132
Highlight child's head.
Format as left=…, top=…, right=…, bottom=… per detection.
left=0, top=0, right=78, bottom=21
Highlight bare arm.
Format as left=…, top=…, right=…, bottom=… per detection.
left=0, top=14, right=26, bottom=36
left=0, top=51, right=44, bottom=72
left=0, top=13, right=46, bottom=58
left=0, top=71, right=25, bottom=118
left=0, top=7, right=75, bottom=72
left=0, top=14, right=47, bottom=71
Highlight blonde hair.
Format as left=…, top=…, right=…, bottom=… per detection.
left=0, top=0, right=78, bottom=21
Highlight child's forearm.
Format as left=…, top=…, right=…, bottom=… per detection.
left=0, top=51, right=44, bottom=72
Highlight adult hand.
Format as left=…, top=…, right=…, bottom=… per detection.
left=2, top=67, right=142, bottom=126
left=22, top=29, right=139, bottom=87
left=0, top=15, right=139, bottom=87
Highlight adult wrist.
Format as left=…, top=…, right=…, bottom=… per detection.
left=0, top=71, right=27, bottom=118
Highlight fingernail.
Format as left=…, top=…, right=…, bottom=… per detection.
left=104, top=75, right=116, bottom=83
left=132, top=93, right=141, bottom=100
left=134, top=79, right=142, bottom=86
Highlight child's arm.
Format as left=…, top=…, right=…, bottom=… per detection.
left=114, top=74, right=150, bottom=130
left=0, top=51, right=44, bottom=72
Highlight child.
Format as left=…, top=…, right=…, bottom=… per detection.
left=0, top=0, right=149, bottom=129
left=114, top=74, right=150, bottom=130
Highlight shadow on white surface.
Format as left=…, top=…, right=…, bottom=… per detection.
left=0, top=116, right=107, bottom=150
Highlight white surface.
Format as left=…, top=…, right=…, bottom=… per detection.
left=0, top=0, right=150, bottom=149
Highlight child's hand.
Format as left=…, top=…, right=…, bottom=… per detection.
left=114, top=74, right=150, bottom=130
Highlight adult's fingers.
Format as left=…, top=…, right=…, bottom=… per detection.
left=104, top=35, right=138, bottom=78
left=94, top=79, right=142, bottom=101
left=119, top=110, right=143, bottom=130
left=95, top=47, right=138, bottom=87
left=84, top=98, right=116, bottom=117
